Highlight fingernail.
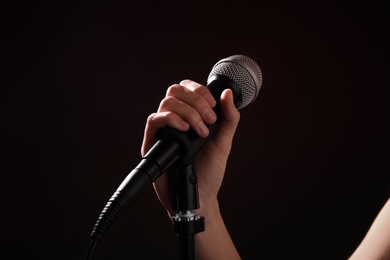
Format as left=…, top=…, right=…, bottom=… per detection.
left=204, top=109, right=216, bottom=122
left=179, top=120, right=190, bottom=130
left=204, top=94, right=216, bottom=107
left=198, top=122, right=209, bottom=137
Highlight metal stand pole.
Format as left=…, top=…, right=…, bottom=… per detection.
left=171, top=162, right=205, bottom=260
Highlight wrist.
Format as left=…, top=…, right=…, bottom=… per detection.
left=196, top=199, right=220, bottom=219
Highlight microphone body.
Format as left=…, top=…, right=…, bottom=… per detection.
left=89, top=55, right=263, bottom=243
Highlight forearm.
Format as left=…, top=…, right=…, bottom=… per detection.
left=349, top=198, right=390, bottom=259
left=195, top=200, right=241, bottom=260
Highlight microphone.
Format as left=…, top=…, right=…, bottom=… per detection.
left=88, top=55, right=263, bottom=247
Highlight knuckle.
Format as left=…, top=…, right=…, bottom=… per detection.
left=166, top=84, right=182, bottom=96
left=193, top=84, right=208, bottom=94
left=160, top=111, right=180, bottom=127
left=159, top=96, right=176, bottom=110
left=179, top=79, right=192, bottom=86
left=146, top=111, right=176, bottom=127
left=146, top=113, right=157, bottom=124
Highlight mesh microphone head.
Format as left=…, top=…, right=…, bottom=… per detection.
left=207, top=55, right=263, bottom=109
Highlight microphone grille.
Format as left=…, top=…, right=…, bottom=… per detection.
left=207, top=55, right=263, bottom=109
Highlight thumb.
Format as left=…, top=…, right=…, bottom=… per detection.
left=218, top=89, right=241, bottom=138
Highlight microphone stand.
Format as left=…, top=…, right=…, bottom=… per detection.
left=157, top=105, right=221, bottom=260
left=157, top=125, right=218, bottom=260
left=170, top=159, right=205, bottom=260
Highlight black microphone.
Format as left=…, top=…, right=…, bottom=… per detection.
left=88, top=55, right=263, bottom=249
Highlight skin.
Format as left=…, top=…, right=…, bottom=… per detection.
left=141, top=79, right=241, bottom=259
left=349, top=198, right=390, bottom=260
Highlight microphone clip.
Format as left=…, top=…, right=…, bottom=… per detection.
left=172, top=211, right=205, bottom=236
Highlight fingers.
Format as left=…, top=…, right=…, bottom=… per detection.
left=161, top=81, right=218, bottom=134
left=179, top=79, right=216, bottom=107
left=163, top=83, right=216, bottom=123
left=141, top=112, right=190, bottom=156
left=141, top=80, right=217, bottom=156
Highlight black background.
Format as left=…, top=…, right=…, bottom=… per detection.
left=3, top=1, right=389, bottom=259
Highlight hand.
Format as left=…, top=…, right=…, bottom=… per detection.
left=141, top=79, right=240, bottom=217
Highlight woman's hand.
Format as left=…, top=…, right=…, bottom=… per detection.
left=141, top=79, right=240, bottom=217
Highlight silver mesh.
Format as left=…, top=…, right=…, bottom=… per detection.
left=207, top=55, right=262, bottom=109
